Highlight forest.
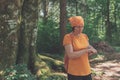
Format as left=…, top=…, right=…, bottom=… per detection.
left=0, top=0, right=120, bottom=80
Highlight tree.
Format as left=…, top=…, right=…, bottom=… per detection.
left=0, top=0, right=22, bottom=72
left=42, top=0, right=49, bottom=23
left=0, top=0, right=38, bottom=77
left=105, top=0, right=111, bottom=42
left=59, top=0, right=67, bottom=53
left=17, top=0, right=38, bottom=73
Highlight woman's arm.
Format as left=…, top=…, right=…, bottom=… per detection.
left=87, top=45, right=97, bottom=55
left=64, top=44, right=93, bottom=59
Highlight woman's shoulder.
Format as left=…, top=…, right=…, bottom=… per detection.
left=81, top=33, right=89, bottom=40
left=63, top=33, right=72, bottom=46
left=64, top=33, right=72, bottom=37
left=81, top=33, right=88, bottom=36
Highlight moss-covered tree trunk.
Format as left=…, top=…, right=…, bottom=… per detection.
left=0, top=0, right=22, bottom=78
left=16, top=0, right=38, bottom=73
left=0, top=0, right=38, bottom=77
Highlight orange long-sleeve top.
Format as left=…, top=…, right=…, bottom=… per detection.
left=63, top=33, right=91, bottom=76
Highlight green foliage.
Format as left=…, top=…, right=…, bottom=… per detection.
left=40, top=73, right=67, bottom=80
left=37, top=19, right=60, bottom=53
left=84, top=21, right=101, bottom=44
left=4, top=64, right=36, bottom=80
left=44, top=73, right=67, bottom=80
left=113, top=46, right=120, bottom=52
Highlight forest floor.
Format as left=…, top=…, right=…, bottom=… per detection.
left=90, top=52, right=120, bottom=80
left=38, top=46, right=120, bottom=80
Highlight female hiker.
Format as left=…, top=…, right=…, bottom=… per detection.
left=63, top=16, right=97, bottom=80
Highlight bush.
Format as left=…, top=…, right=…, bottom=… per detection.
left=37, top=20, right=60, bottom=53
left=4, top=64, right=37, bottom=80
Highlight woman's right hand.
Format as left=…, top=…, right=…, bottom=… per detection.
left=87, top=47, right=97, bottom=55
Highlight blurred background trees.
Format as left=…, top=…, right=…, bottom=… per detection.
left=37, top=0, right=120, bottom=54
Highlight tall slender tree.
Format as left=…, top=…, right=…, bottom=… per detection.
left=42, top=0, right=49, bottom=23
left=105, top=0, right=111, bottom=42
left=60, top=0, right=67, bottom=53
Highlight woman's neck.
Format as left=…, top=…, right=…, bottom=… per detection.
left=72, top=32, right=82, bottom=36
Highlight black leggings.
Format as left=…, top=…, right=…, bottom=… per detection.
left=68, top=73, right=92, bottom=80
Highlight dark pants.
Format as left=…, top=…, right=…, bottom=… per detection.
left=68, top=73, right=92, bottom=80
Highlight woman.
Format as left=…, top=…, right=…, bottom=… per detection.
left=63, top=16, right=97, bottom=80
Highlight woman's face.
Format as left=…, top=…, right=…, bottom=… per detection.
left=74, top=26, right=84, bottom=34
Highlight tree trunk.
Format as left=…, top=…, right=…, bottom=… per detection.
left=42, top=0, right=49, bottom=24
left=0, top=0, right=22, bottom=77
left=75, top=0, right=78, bottom=15
left=105, top=0, right=112, bottom=43
left=59, top=0, right=67, bottom=53
left=0, top=0, right=38, bottom=77
left=16, top=0, right=38, bottom=73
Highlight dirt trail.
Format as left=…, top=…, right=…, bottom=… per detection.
left=91, top=53, right=120, bottom=80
